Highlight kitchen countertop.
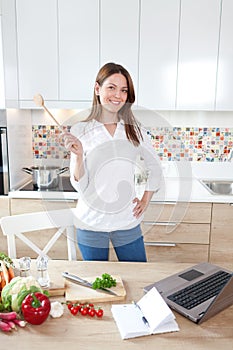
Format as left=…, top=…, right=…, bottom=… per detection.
left=8, top=177, right=233, bottom=203
left=4, top=259, right=233, bottom=350
left=8, top=162, right=233, bottom=203
left=8, top=188, right=79, bottom=200
left=150, top=176, right=233, bottom=203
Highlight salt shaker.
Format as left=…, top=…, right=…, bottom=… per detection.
left=19, top=256, right=31, bottom=277
left=36, top=255, right=50, bottom=288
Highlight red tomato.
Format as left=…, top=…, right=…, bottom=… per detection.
left=70, top=306, right=78, bottom=315
left=88, top=308, right=96, bottom=317
left=67, top=303, right=73, bottom=310
left=96, top=308, right=104, bottom=318
left=80, top=307, right=88, bottom=316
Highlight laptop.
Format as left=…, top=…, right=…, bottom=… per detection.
left=143, top=262, right=233, bottom=324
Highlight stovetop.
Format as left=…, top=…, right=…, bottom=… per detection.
left=19, top=176, right=75, bottom=192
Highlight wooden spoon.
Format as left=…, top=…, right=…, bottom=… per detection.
left=33, top=94, right=63, bottom=131
left=33, top=93, right=78, bottom=151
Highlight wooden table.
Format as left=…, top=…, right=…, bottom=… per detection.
left=2, top=261, right=233, bottom=350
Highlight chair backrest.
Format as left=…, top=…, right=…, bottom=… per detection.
left=0, top=208, right=77, bottom=260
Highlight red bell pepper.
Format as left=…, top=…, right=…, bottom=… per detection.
left=21, top=292, right=51, bottom=325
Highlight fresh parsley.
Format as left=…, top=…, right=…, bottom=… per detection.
left=92, top=273, right=116, bottom=290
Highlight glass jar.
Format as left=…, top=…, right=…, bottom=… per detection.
left=36, top=255, right=50, bottom=288
left=19, top=256, right=31, bottom=277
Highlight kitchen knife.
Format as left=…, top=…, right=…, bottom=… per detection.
left=62, top=271, right=118, bottom=296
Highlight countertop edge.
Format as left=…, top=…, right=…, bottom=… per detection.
left=8, top=177, right=233, bottom=203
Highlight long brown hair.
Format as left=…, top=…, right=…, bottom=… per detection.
left=85, top=62, right=143, bottom=146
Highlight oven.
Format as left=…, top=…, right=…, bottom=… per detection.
left=0, top=126, right=9, bottom=195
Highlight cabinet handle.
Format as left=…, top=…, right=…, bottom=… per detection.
left=150, top=201, right=175, bottom=205
left=144, top=242, right=176, bottom=247
left=46, top=200, right=76, bottom=203
left=143, top=221, right=177, bottom=226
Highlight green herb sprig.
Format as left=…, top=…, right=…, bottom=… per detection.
left=92, top=273, right=116, bottom=290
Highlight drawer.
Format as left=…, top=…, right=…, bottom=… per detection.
left=145, top=244, right=209, bottom=263
left=144, top=202, right=212, bottom=224
left=209, top=203, right=233, bottom=269
left=10, top=198, right=77, bottom=215
left=142, top=222, right=210, bottom=244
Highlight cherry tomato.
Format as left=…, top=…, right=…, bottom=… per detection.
left=67, top=303, right=73, bottom=310
left=67, top=302, right=104, bottom=319
left=74, top=304, right=81, bottom=312
left=80, top=307, right=88, bottom=316
left=70, top=306, right=79, bottom=316
left=88, top=308, right=96, bottom=317
left=96, top=308, right=104, bottom=318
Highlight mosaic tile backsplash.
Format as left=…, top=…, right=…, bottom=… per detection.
left=32, top=125, right=70, bottom=159
left=32, top=125, right=233, bottom=162
left=148, top=127, right=233, bottom=161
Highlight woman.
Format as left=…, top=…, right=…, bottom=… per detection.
left=63, top=62, right=161, bottom=262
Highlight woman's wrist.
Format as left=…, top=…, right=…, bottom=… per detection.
left=73, top=155, right=84, bottom=181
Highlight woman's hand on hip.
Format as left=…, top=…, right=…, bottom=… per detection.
left=62, top=132, right=83, bottom=157
left=132, top=197, right=149, bottom=219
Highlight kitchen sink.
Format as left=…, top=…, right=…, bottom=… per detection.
left=200, top=179, right=233, bottom=195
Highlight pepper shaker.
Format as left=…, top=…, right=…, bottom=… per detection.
left=36, top=255, right=50, bottom=288
left=19, top=256, right=31, bottom=277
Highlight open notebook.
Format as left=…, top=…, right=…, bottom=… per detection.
left=111, top=286, right=179, bottom=339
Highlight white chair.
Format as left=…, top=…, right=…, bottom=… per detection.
left=0, top=208, right=77, bottom=260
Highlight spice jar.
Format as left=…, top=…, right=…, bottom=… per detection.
left=36, top=255, right=50, bottom=288
left=19, top=256, right=31, bottom=277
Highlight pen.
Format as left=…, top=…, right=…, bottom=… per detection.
left=133, top=301, right=150, bottom=328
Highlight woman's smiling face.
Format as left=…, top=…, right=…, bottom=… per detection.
left=95, top=73, right=128, bottom=114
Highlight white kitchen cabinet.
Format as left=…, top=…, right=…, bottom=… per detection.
left=215, top=0, right=233, bottom=110
left=138, top=0, right=180, bottom=110
left=1, top=0, right=229, bottom=110
left=15, top=0, right=58, bottom=102
left=100, top=0, right=139, bottom=98
left=176, top=0, right=221, bottom=110
left=58, top=0, right=99, bottom=101
left=1, top=0, right=19, bottom=107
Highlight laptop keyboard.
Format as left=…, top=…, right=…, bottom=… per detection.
left=167, top=270, right=232, bottom=310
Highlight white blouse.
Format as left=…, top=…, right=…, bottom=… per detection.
left=70, top=119, right=162, bottom=232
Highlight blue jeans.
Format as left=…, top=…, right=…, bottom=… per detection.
left=77, top=224, right=147, bottom=262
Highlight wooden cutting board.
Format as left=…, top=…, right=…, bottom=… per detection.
left=65, top=275, right=126, bottom=303
left=46, top=280, right=66, bottom=297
